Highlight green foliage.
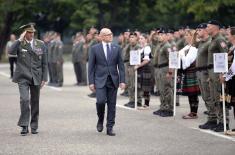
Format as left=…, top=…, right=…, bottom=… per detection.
left=1, top=0, right=235, bottom=33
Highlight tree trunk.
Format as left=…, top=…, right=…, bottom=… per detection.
left=0, top=12, right=14, bottom=61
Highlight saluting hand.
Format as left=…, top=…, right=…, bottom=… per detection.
left=19, top=31, right=27, bottom=42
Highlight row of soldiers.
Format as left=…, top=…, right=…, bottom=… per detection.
left=43, top=32, right=64, bottom=87
left=117, top=20, right=234, bottom=132
left=41, top=23, right=234, bottom=133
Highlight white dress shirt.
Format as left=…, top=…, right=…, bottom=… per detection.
left=224, top=49, right=235, bottom=81
left=179, top=45, right=198, bottom=70
left=139, top=45, right=151, bottom=61
left=102, top=41, right=111, bottom=60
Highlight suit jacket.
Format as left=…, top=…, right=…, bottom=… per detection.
left=88, top=42, right=125, bottom=88
left=9, top=39, right=48, bottom=85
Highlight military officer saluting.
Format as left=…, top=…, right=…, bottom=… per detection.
left=9, top=23, right=48, bottom=136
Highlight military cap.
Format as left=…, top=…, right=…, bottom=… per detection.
left=167, top=29, right=174, bottom=34
left=158, top=28, right=167, bottom=34
left=184, top=25, right=190, bottom=30
left=129, top=32, right=138, bottom=36
left=156, top=27, right=161, bottom=31
left=178, top=26, right=185, bottom=30
left=208, top=20, right=221, bottom=28
left=230, top=27, right=235, bottom=36
left=19, top=23, right=36, bottom=32
left=197, top=23, right=207, bottom=29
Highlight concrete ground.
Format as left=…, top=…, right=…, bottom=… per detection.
left=0, top=62, right=235, bottom=155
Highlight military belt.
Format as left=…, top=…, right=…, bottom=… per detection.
left=157, top=63, right=168, bottom=68
left=207, top=64, right=213, bottom=69
left=195, top=66, right=208, bottom=71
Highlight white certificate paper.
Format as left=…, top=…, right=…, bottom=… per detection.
left=213, top=53, right=228, bottom=73
left=169, top=52, right=180, bottom=69
left=130, top=50, right=141, bottom=65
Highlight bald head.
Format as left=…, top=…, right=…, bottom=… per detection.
left=99, top=28, right=113, bottom=43
left=100, top=28, right=112, bottom=36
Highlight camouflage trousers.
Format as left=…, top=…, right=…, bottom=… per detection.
left=154, top=68, right=160, bottom=93
left=197, top=70, right=217, bottom=122
left=124, top=63, right=129, bottom=94
left=159, top=67, right=174, bottom=111
left=208, top=69, right=229, bottom=123
left=127, top=66, right=142, bottom=103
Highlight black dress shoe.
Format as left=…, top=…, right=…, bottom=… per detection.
left=31, top=128, right=38, bottom=134
left=20, top=126, right=29, bottom=136
left=88, top=93, right=96, bottom=98
left=107, top=129, right=116, bottom=136
left=96, top=123, right=103, bottom=132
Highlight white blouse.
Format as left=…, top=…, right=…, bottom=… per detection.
left=224, top=49, right=235, bottom=81
left=140, top=45, right=151, bottom=61
left=179, top=45, right=198, bottom=70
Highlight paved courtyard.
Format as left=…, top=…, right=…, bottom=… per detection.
left=0, top=63, right=235, bottom=155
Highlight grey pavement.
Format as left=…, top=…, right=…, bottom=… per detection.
left=0, top=62, right=235, bottom=155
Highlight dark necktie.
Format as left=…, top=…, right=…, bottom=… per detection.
left=106, top=43, right=111, bottom=62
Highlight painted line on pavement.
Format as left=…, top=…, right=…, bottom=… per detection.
left=191, top=127, right=235, bottom=142
left=0, top=64, right=9, bottom=68
left=0, top=71, right=10, bottom=78
left=116, top=104, right=137, bottom=111
left=0, top=71, right=62, bottom=91
left=3, top=68, right=234, bottom=142
left=45, top=85, right=63, bottom=91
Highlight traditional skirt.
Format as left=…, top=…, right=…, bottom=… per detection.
left=181, top=67, right=200, bottom=96
left=137, top=64, right=152, bottom=92
left=176, top=69, right=184, bottom=95
left=225, top=76, right=235, bottom=118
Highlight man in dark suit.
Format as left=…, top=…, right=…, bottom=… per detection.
left=9, top=23, right=48, bottom=136
left=88, top=28, right=125, bottom=136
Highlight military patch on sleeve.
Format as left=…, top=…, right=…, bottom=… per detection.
left=167, top=48, right=172, bottom=52
left=220, top=42, right=227, bottom=48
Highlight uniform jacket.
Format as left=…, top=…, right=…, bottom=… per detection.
left=9, top=39, right=48, bottom=85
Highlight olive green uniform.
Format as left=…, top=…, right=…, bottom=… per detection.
left=207, top=33, right=229, bottom=123
left=124, top=43, right=142, bottom=103
left=9, top=39, right=48, bottom=129
left=157, top=42, right=174, bottom=112
left=196, top=37, right=217, bottom=122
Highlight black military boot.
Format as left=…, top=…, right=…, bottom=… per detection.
left=124, top=101, right=134, bottom=108
left=213, top=123, right=230, bottom=132
left=161, top=110, right=173, bottom=117
left=153, top=109, right=163, bottom=115
left=20, top=126, right=29, bottom=136
left=198, top=121, right=217, bottom=130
